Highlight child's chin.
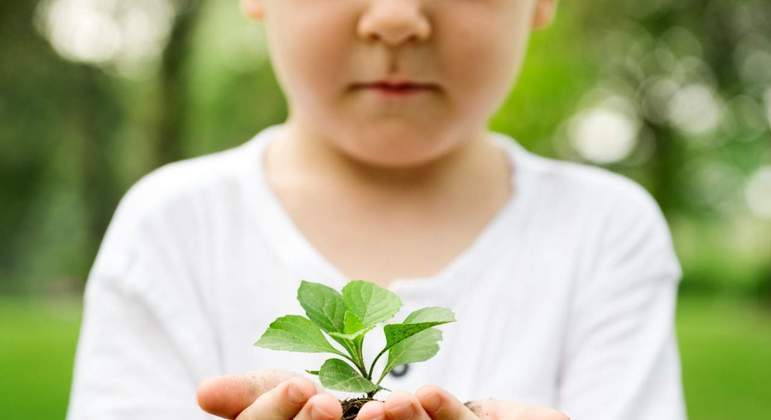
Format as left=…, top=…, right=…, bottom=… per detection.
left=341, top=143, right=452, bottom=169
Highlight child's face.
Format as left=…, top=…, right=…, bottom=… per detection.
left=242, top=0, right=556, bottom=168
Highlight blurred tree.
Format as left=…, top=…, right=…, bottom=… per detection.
left=155, top=0, right=204, bottom=166
left=0, top=0, right=122, bottom=292
left=1, top=0, right=768, bottom=298
left=575, top=0, right=771, bottom=214
left=571, top=0, right=771, bottom=293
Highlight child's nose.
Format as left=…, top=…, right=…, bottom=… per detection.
left=357, top=0, right=431, bottom=46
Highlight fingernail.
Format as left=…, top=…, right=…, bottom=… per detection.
left=357, top=402, right=384, bottom=420
left=360, top=405, right=385, bottom=420
left=312, top=403, right=334, bottom=420
left=422, top=393, right=441, bottom=413
left=367, top=412, right=385, bottom=420
left=287, top=383, right=307, bottom=404
left=388, top=401, right=414, bottom=419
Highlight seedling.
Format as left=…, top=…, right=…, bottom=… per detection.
left=254, top=280, right=455, bottom=419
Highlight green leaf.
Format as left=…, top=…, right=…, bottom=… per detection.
left=344, top=311, right=365, bottom=334
left=327, top=311, right=374, bottom=341
left=383, top=328, right=443, bottom=376
left=297, top=280, right=347, bottom=333
left=305, top=370, right=320, bottom=376
left=327, top=331, right=359, bottom=341
left=342, top=280, right=401, bottom=328
left=254, top=315, right=341, bottom=354
left=319, top=359, right=379, bottom=393
left=383, top=307, right=456, bottom=350
left=403, top=307, right=456, bottom=324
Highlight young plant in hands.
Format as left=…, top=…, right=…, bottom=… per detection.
left=255, top=280, right=455, bottom=419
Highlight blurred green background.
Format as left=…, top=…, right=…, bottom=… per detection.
left=1, top=0, right=770, bottom=418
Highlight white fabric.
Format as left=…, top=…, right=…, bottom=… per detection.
left=66, top=123, right=686, bottom=420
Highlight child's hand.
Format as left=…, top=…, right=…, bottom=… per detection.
left=416, top=386, right=570, bottom=420
left=196, top=370, right=568, bottom=420
left=196, top=369, right=341, bottom=420
left=355, top=386, right=568, bottom=420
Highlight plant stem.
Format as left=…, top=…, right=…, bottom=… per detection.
left=333, top=349, right=361, bottom=369
left=368, top=347, right=388, bottom=379
left=348, top=342, right=362, bottom=366
left=332, top=338, right=367, bottom=374
left=334, top=350, right=371, bottom=380
left=337, top=342, right=369, bottom=378
left=355, top=336, right=368, bottom=378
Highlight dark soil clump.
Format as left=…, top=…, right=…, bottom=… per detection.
left=340, top=397, right=381, bottom=420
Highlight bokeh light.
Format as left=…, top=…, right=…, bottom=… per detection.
left=667, top=83, right=723, bottom=137
left=745, top=165, right=771, bottom=219
left=35, top=0, right=175, bottom=76
left=569, top=108, right=639, bottom=164
left=568, top=95, right=640, bottom=164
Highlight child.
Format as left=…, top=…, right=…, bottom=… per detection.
left=66, top=1, right=686, bottom=419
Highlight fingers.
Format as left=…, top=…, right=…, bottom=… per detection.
left=294, top=393, right=344, bottom=420
left=235, top=376, right=318, bottom=420
left=519, top=407, right=569, bottom=420
left=415, top=386, right=476, bottom=420
left=463, top=399, right=501, bottom=420
left=378, top=391, right=431, bottom=420
left=357, top=400, right=386, bottom=420
left=361, top=387, right=569, bottom=420
left=197, top=369, right=311, bottom=418
left=454, top=398, right=570, bottom=420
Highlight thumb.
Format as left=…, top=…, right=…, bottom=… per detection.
left=197, top=369, right=314, bottom=419
left=416, top=385, right=477, bottom=420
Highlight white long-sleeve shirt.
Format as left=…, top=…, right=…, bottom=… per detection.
left=66, top=123, right=686, bottom=420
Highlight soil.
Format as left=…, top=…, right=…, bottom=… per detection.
left=340, top=396, right=381, bottom=420
left=339, top=398, right=482, bottom=419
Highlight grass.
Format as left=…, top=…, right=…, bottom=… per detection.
left=0, top=297, right=81, bottom=419
left=0, top=295, right=769, bottom=419
left=677, top=296, right=771, bottom=420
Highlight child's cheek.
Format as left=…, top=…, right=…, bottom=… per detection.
left=436, top=5, right=530, bottom=118
left=265, top=3, right=354, bottom=100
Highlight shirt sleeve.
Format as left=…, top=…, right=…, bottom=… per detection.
left=557, top=183, right=686, bottom=420
left=66, top=176, right=220, bottom=419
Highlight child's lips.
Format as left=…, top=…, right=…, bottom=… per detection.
left=353, top=81, right=439, bottom=97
